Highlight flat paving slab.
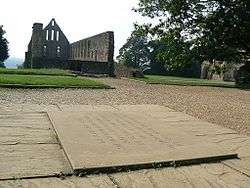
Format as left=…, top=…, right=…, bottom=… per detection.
left=0, top=175, right=116, bottom=188
left=0, top=104, right=59, bottom=113
left=48, top=105, right=237, bottom=174
left=111, top=163, right=250, bottom=188
left=0, top=112, right=72, bottom=180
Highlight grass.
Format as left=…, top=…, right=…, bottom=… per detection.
left=133, top=75, right=236, bottom=88
left=0, top=68, right=75, bottom=77
left=0, top=74, right=110, bottom=89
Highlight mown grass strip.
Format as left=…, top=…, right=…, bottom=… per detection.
left=133, top=75, right=236, bottom=88
left=0, top=68, right=75, bottom=77
left=0, top=74, right=110, bottom=89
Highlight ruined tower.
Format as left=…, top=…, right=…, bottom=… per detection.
left=24, top=18, right=114, bottom=76
left=30, top=23, right=43, bottom=67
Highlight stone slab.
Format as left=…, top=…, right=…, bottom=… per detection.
left=0, top=144, right=71, bottom=180
left=48, top=107, right=237, bottom=173
left=0, top=104, right=59, bottom=113
left=111, top=163, right=250, bottom=188
left=0, top=113, right=57, bottom=145
left=0, top=112, right=72, bottom=180
left=223, top=157, right=250, bottom=176
left=216, top=136, right=250, bottom=158
left=0, top=175, right=116, bottom=188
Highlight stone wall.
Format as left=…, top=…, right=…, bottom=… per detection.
left=69, top=31, right=114, bottom=75
left=68, top=61, right=110, bottom=74
left=42, top=19, right=70, bottom=61
left=69, top=32, right=114, bottom=63
left=201, top=61, right=240, bottom=81
left=24, top=19, right=115, bottom=76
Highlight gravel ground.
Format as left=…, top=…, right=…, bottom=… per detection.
left=0, top=78, right=249, bottom=135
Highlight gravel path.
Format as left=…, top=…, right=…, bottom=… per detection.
left=0, top=78, right=249, bottom=135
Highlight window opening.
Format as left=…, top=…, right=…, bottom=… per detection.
left=51, top=30, right=54, bottom=40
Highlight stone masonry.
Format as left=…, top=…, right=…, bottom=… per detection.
left=24, top=18, right=114, bottom=76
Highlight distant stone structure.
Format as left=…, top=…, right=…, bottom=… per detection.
left=24, top=18, right=114, bottom=76
left=201, top=61, right=242, bottom=81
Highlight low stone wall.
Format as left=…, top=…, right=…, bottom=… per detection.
left=68, top=60, right=112, bottom=75
left=26, top=57, right=114, bottom=76
left=31, top=57, right=69, bottom=69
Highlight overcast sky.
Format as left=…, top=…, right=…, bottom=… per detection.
left=0, top=0, right=151, bottom=60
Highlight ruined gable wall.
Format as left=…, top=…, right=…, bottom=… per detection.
left=69, top=32, right=114, bottom=63
left=43, top=19, right=70, bottom=60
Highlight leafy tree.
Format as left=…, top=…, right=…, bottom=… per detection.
left=0, top=25, right=9, bottom=68
left=117, top=30, right=150, bottom=69
left=146, top=40, right=167, bottom=75
left=135, top=0, right=250, bottom=65
left=149, top=31, right=201, bottom=77
left=197, top=0, right=250, bottom=63
left=154, top=31, right=193, bottom=71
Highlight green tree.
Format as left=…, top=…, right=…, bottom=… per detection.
left=147, top=35, right=201, bottom=77
left=154, top=31, right=193, bottom=71
left=0, top=25, right=9, bottom=68
left=117, top=30, right=150, bottom=69
left=135, top=0, right=250, bottom=64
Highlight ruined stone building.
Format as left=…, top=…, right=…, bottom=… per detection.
left=24, top=18, right=114, bottom=75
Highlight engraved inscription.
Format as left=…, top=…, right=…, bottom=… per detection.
left=81, top=112, right=175, bottom=150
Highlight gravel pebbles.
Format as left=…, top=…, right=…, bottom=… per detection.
left=0, top=78, right=249, bottom=135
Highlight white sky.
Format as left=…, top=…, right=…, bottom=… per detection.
left=0, top=0, right=151, bottom=60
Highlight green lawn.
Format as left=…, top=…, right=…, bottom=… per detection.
left=0, top=68, right=75, bottom=77
left=0, top=74, right=110, bottom=89
left=134, top=75, right=236, bottom=88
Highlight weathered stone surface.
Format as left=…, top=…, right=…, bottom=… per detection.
left=70, top=32, right=114, bottom=63
left=0, top=112, right=72, bottom=180
left=48, top=108, right=237, bottom=173
left=0, top=104, right=249, bottom=187
left=0, top=175, right=115, bottom=188
left=216, top=135, right=250, bottom=158
left=0, top=104, right=59, bottom=113
left=0, top=144, right=71, bottom=180
left=0, top=126, right=57, bottom=145
left=224, top=157, right=250, bottom=176
left=111, top=163, right=250, bottom=188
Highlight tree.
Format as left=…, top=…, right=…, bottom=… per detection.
left=135, top=0, right=250, bottom=65
left=117, top=30, right=150, bottom=69
left=0, top=25, right=9, bottom=68
left=197, top=0, right=250, bottom=63
left=149, top=31, right=201, bottom=77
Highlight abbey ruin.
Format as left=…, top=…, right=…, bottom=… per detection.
left=24, top=19, right=114, bottom=75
